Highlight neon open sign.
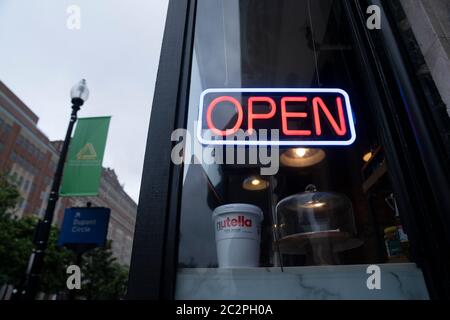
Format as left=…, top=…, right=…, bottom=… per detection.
left=197, top=88, right=356, bottom=146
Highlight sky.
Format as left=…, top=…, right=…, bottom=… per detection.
left=0, top=0, right=169, bottom=202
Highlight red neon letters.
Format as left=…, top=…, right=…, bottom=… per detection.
left=281, top=97, right=311, bottom=136
left=248, top=97, right=277, bottom=135
left=206, top=96, right=243, bottom=136
left=313, top=97, right=347, bottom=136
left=206, top=96, right=348, bottom=137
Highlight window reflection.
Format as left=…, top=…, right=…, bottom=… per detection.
left=178, top=0, right=411, bottom=273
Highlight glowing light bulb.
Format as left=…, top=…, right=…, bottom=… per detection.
left=294, top=148, right=307, bottom=158
left=242, top=176, right=269, bottom=191
left=251, top=179, right=261, bottom=186
left=363, top=151, right=373, bottom=162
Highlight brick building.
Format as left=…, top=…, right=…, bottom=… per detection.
left=0, top=81, right=58, bottom=220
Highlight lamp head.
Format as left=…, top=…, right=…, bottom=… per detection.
left=70, top=79, right=89, bottom=106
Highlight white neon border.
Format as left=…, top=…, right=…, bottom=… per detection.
left=196, top=88, right=357, bottom=146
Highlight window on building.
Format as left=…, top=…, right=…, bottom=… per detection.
left=3, top=123, right=12, bottom=136
left=113, top=228, right=124, bottom=254
left=23, top=179, right=30, bottom=192
left=17, top=175, right=23, bottom=188
left=33, top=205, right=45, bottom=218
left=48, top=161, right=56, bottom=172
left=43, top=176, right=51, bottom=187
left=16, top=135, right=24, bottom=147
left=174, top=0, right=429, bottom=300
left=0, top=119, right=10, bottom=135
left=10, top=171, right=18, bottom=183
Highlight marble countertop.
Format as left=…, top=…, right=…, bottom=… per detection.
left=175, top=263, right=430, bottom=300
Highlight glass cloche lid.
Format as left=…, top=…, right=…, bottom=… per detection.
left=275, top=185, right=363, bottom=257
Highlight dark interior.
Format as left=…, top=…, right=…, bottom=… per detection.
left=178, top=0, right=409, bottom=268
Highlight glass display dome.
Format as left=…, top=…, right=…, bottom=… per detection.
left=275, top=185, right=363, bottom=264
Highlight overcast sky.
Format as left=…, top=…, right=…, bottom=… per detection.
left=0, top=0, right=169, bottom=202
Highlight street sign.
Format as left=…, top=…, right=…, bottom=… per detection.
left=58, top=207, right=110, bottom=247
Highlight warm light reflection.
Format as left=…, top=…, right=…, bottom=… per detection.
left=363, top=151, right=373, bottom=162
left=280, top=148, right=326, bottom=168
left=242, top=176, right=269, bottom=191
left=302, top=201, right=326, bottom=209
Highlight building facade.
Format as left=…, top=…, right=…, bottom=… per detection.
left=0, top=81, right=137, bottom=266
left=399, top=0, right=450, bottom=116
left=0, top=81, right=59, bottom=220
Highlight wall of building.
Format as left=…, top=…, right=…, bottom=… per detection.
left=0, top=81, right=59, bottom=220
left=399, top=0, right=450, bottom=114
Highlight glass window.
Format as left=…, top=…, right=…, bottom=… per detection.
left=4, top=123, right=12, bottom=135
left=23, top=179, right=30, bottom=192
left=174, top=0, right=429, bottom=300
left=43, top=176, right=51, bottom=187
left=10, top=171, right=18, bottom=182
left=17, top=175, right=23, bottom=188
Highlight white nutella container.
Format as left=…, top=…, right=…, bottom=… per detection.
left=212, top=204, right=263, bottom=268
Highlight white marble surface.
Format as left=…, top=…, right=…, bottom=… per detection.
left=175, top=263, right=429, bottom=300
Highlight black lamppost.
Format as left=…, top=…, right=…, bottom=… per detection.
left=21, top=79, right=89, bottom=300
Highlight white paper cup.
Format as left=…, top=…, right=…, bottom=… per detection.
left=212, top=204, right=264, bottom=268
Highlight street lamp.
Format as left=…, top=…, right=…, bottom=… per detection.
left=21, top=80, right=89, bottom=300
left=70, top=79, right=90, bottom=106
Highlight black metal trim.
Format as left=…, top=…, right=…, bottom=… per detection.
left=345, top=0, right=439, bottom=297
left=372, top=0, right=450, bottom=299
left=126, top=0, right=193, bottom=299
left=160, top=0, right=197, bottom=300
left=348, top=0, right=450, bottom=298
left=374, top=0, right=450, bottom=230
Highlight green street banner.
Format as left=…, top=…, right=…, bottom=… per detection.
left=60, top=116, right=111, bottom=196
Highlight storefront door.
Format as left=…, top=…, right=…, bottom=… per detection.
left=127, top=0, right=450, bottom=300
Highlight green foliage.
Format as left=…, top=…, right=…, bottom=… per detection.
left=0, top=176, right=129, bottom=299
left=0, top=216, right=33, bottom=286
left=0, top=215, right=74, bottom=293
left=0, top=175, right=30, bottom=285
left=39, top=223, right=74, bottom=294
left=0, top=174, right=20, bottom=217
left=0, top=176, right=73, bottom=294
left=78, top=241, right=128, bottom=300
